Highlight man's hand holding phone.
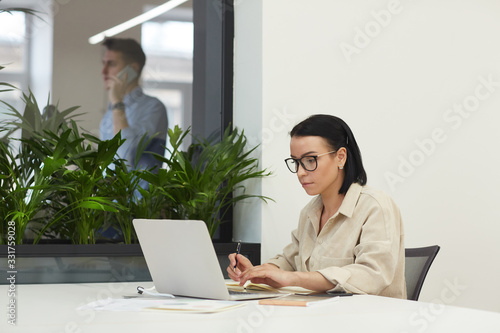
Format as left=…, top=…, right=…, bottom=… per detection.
left=109, top=65, right=138, bottom=104
left=118, top=65, right=138, bottom=85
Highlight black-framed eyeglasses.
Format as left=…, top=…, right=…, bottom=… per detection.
left=284, top=150, right=337, bottom=173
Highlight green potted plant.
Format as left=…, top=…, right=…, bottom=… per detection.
left=155, top=125, right=271, bottom=237
left=0, top=87, right=124, bottom=244
left=1, top=67, right=271, bottom=246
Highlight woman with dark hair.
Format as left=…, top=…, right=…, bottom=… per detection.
left=228, top=114, right=406, bottom=298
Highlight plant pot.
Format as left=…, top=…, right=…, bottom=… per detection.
left=0, top=242, right=260, bottom=284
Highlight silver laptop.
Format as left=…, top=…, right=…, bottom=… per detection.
left=133, top=219, right=285, bottom=301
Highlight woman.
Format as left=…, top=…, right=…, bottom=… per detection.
left=227, top=114, right=406, bottom=298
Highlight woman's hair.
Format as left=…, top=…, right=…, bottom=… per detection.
left=290, top=114, right=367, bottom=194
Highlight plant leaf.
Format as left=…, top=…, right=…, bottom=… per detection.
left=42, top=156, right=67, bottom=177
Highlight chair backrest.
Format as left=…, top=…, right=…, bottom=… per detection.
left=405, top=245, right=440, bottom=301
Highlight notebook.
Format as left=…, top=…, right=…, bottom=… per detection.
left=133, top=219, right=287, bottom=301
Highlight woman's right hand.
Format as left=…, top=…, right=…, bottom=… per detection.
left=227, top=253, right=253, bottom=282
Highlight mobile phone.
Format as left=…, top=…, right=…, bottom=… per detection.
left=117, top=65, right=138, bottom=85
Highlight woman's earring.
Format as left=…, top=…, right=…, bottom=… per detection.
left=339, top=165, right=344, bottom=170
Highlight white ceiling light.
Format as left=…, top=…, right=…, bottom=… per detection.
left=88, top=0, right=188, bottom=45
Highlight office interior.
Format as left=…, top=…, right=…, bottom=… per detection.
left=1, top=0, right=499, bottom=315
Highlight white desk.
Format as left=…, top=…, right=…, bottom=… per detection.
left=2, top=282, right=500, bottom=333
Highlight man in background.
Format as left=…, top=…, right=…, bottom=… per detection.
left=99, top=38, right=168, bottom=171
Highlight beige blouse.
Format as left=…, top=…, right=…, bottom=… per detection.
left=267, top=183, right=407, bottom=299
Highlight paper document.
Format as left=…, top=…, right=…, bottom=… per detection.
left=148, top=299, right=246, bottom=313
left=78, top=298, right=246, bottom=313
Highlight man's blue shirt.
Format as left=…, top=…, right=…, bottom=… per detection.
left=100, top=86, right=168, bottom=171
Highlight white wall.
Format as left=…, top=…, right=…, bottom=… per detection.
left=232, top=0, right=263, bottom=244
left=234, top=0, right=500, bottom=312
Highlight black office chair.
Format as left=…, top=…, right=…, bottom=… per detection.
left=405, top=245, right=440, bottom=301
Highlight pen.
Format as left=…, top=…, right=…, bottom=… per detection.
left=233, top=241, right=241, bottom=271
